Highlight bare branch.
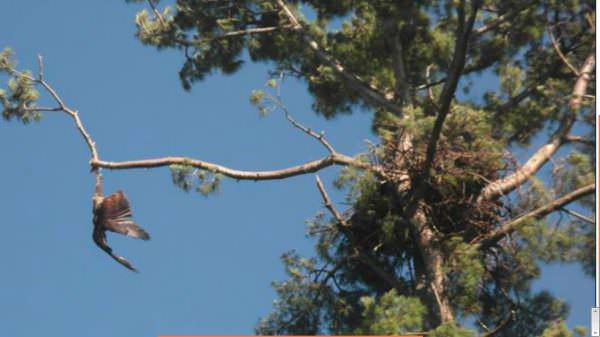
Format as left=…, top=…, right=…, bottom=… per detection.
left=493, top=86, right=536, bottom=118
left=560, top=207, right=595, bottom=224
left=267, top=92, right=336, bottom=154
left=9, top=56, right=380, bottom=193
left=185, top=26, right=289, bottom=46
left=478, top=126, right=568, bottom=202
left=221, top=26, right=283, bottom=38
left=475, top=183, right=595, bottom=248
left=21, top=58, right=100, bottom=164
left=315, top=175, right=348, bottom=227
left=284, top=110, right=335, bottom=153
left=548, top=28, right=580, bottom=76
left=415, top=77, right=445, bottom=91
left=146, top=0, right=167, bottom=27
left=564, top=135, right=594, bottom=146
left=473, top=3, right=534, bottom=36
left=13, top=57, right=102, bottom=185
left=478, top=310, right=515, bottom=337
left=93, top=153, right=377, bottom=181
left=425, top=64, right=439, bottom=107
left=23, top=107, right=62, bottom=112
left=569, top=52, right=595, bottom=110
left=37, top=54, right=44, bottom=80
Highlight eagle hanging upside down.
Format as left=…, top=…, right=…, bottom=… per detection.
left=92, top=178, right=150, bottom=272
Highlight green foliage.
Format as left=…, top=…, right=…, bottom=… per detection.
left=355, top=290, right=426, bottom=335
left=169, top=164, right=221, bottom=196
left=0, top=48, right=42, bottom=124
left=134, top=8, right=178, bottom=48
left=553, top=151, right=595, bottom=202
left=444, top=238, right=485, bottom=314
left=540, top=321, right=586, bottom=337
left=255, top=250, right=323, bottom=335
left=515, top=177, right=552, bottom=212
left=0, top=47, right=16, bottom=70
left=429, top=322, right=474, bottom=337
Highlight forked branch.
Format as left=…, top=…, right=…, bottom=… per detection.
left=9, top=56, right=377, bottom=188
left=479, top=49, right=595, bottom=202
left=475, top=183, right=595, bottom=248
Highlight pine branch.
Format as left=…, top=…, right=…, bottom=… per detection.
left=548, top=28, right=580, bottom=76
left=473, top=3, right=535, bottom=35
left=274, top=0, right=403, bottom=116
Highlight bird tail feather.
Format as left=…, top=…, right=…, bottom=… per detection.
left=126, top=223, right=150, bottom=240
left=110, top=253, right=139, bottom=272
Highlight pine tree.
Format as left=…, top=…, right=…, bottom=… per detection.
left=0, top=1, right=595, bottom=336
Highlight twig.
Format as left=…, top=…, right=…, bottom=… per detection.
left=266, top=92, right=336, bottom=154
left=283, top=108, right=335, bottom=154
left=146, top=0, right=167, bottom=27
left=478, top=310, right=515, bottom=337
left=564, top=135, right=594, bottom=146
left=425, top=64, right=439, bottom=109
left=37, top=54, right=44, bottom=81
left=220, top=26, right=282, bottom=38
left=548, top=28, right=580, bottom=76
left=17, top=57, right=102, bottom=185
left=586, top=12, right=595, bottom=32
left=473, top=3, right=534, bottom=35
left=560, top=207, right=595, bottom=224
left=315, top=175, right=348, bottom=226
left=23, top=107, right=62, bottom=112
left=19, top=59, right=99, bottom=163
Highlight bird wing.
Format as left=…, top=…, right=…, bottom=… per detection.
left=92, top=227, right=139, bottom=272
left=100, top=190, right=150, bottom=240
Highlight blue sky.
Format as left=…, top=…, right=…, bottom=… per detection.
left=0, top=1, right=594, bottom=336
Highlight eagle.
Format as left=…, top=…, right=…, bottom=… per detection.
left=92, top=185, right=150, bottom=272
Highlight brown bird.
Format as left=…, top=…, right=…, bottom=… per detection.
left=92, top=182, right=150, bottom=272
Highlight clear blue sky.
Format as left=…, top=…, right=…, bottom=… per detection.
left=0, top=1, right=594, bottom=336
